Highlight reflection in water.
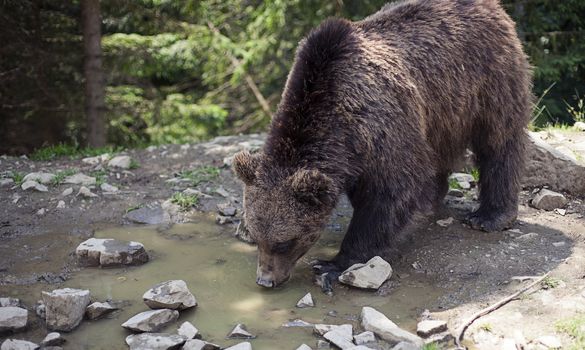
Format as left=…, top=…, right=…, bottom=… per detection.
left=0, top=216, right=446, bottom=350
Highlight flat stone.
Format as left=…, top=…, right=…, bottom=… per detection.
left=108, top=155, right=132, bottom=169
left=85, top=302, right=117, bottom=320
left=450, top=173, right=475, bottom=184
left=316, top=340, right=330, bottom=349
left=143, top=280, right=197, bottom=310
left=21, top=180, right=48, bottom=192
left=218, top=204, right=237, bottom=216
left=416, top=320, right=447, bottom=338
left=436, top=217, right=454, bottom=227
left=56, top=201, right=66, bottom=209
left=125, top=333, right=186, bottom=350
left=82, top=154, right=109, bottom=165
left=61, top=188, right=73, bottom=196
left=76, top=238, right=149, bottom=267
left=0, top=178, right=14, bottom=187
left=296, top=345, right=312, bottom=350
left=42, top=288, right=90, bottom=331
left=282, top=319, right=313, bottom=328
left=100, top=183, right=118, bottom=192
left=77, top=186, right=98, bottom=198
left=535, top=335, right=562, bottom=349
left=424, top=331, right=453, bottom=345
left=0, top=339, right=39, bottom=350
left=339, top=256, right=392, bottom=289
left=178, top=321, right=199, bottom=339
left=0, top=298, right=20, bottom=307
left=63, top=173, right=96, bottom=186
left=224, top=343, right=252, bottom=350
left=23, top=172, right=55, bottom=185
left=324, top=329, right=354, bottom=349
left=0, top=307, right=28, bottom=332
left=313, top=324, right=353, bottom=337
left=531, top=189, right=568, bottom=211
left=182, top=339, right=221, bottom=350
left=40, top=333, right=65, bottom=347
left=228, top=324, right=255, bottom=339
left=353, top=331, right=376, bottom=345
left=296, top=293, right=314, bottom=308
left=126, top=203, right=171, bottom=225
left=447, top=189, right=464, bottom=197
left=361, top=307, right=423, bottom=346
left=122, top=309, right=179, bottom=332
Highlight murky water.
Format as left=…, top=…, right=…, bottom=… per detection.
left=1, top=215, right=446, bottom=349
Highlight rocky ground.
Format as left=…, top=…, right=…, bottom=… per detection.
left=0, top=129, right=584, bottom=350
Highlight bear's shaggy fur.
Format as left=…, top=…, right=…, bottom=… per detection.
left=234, top=0, right=532, bottom=288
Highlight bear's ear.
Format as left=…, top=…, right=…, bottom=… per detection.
left=289, top=169, right=335, bottom=206
left=232, top=151, right=262, bottom=185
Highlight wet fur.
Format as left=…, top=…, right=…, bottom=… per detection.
left=240, top=0, right=532, bottom=272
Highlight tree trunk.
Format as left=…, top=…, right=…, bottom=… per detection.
left=81, top=0, right=106, bottom=147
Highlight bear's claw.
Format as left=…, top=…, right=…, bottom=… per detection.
left=311, top=259, right=343, bottom=294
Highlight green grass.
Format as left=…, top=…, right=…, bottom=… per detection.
left=170, top=192, right=199, bottom=211
left=90, top=170, right=108, bottom=186
left=556, top=315, right=585, bottom=350
left=29, top=143, right=123, bottom=161
left=422, top=343, right=440, bottom=350
left=542, top=276, right=562, bottom=289
left=125, top=204, right=144, bottom=213
left=129, top=159, right=140, bottom=170
left=50, top=169, right=78, bottom=186
left=178, top=166, right=220, bottom=186
left=479, top=323, right=493, bottom=332
left=10, top=171, right=25, bottom=185
left=449, top=178, right=462, bottom=189
left=471, top=168, right=480, bottom=182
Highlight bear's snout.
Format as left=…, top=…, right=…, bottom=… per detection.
left=256, top=276, right=274, bottom=288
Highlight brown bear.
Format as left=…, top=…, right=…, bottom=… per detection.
left=233, top=0, right=532, bottom=288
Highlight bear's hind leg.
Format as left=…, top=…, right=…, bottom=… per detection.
left=468, top=132, right=525, bottom=231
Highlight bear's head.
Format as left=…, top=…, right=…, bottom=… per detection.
left=232, top=150, right=337, bottom=288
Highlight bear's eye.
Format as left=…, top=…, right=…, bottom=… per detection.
left=271, top=239, right=297, bottom=254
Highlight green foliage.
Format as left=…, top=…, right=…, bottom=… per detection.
left=51, top=169, right=79, bottom=186
left=556, top=315, right=585, bottom=350
left=126, top=204, right=144, bottom=213
left=10, top=171, right=25, bottom=186
left=170, top=192, right=199, bottom=211
left=449, top=178, right=462, bottom=190
left=422, top=343, right=440, bottom=350
left=30, top=144, right=122, bottom=161
left=178, top=166, right=220, bottom=186
left=565, top=92, right=585, bottom=123
left=542, top=276, right=562, bottom=289
left=479, top=323, right=493, bottom=332
left=471, top=168, right=480, bottom=183
left=91, top=170, right=108, bottom=186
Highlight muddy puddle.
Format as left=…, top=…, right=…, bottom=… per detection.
left=1, top=214, right=447, bottom=349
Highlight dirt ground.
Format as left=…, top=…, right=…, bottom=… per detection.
left=0, top=131, right=584, bottom=349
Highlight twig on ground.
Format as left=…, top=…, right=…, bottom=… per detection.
left=454, top=272, right=550, bottom=349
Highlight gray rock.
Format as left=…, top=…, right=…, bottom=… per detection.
left=224, top=343, right=252, bottom=350
left=21, top=180, right=48, bottom=192
left=436, top=217, right=454, bottom=227
left=182, top=339, right=221, bottom=350
left=61, top=188, right=73, bottom=196
left=0, top=178, right=14, bottom=187
left=282, top=319, right=313, bottom=328
left=56, top=201, right=65, bottom=209
left=143, top=280, right=197, bottom=310
left=108, top=155, right=132, bottom=169
left=76, top=238, right=148, bottom=267
left=82, top=154, right=109, bottom=165
left=63, top=173, right=96, bottom=186
left=296, top=345, right=312, bottom=350
left=77, top=186, right=98, bottom=198
left=324, top=328, right=354, bottom=349
left=316, top=340, right=330, bottom=349
left=296, top=293, right=314, bottom=308
left=178, top=321, right=199, bottom=339
left=447, top=188, right=464, bottom=197
left=416, top=320, right=447, bottom=338
left=34, top=301, right=45, bottom=319
left=353, top=331, right=376, bottom=345
left=23, top=172, right=56, bottom=185
left=0, top=307, right=28, bottom=332
left=531, top=189, right=568, bottom=211
left=228, top=324, right=255, bottom=339
left=216, top=215, right=234, bottom=225
left=0, top=298, right=20, bottom=307
left=574, top=121, right=585, bottom=131
left=122, top=309, right=179, bottom=332
left=0, top=339, right=39, bottom=350
left=423, top=331, right=453, bottom=345
left=214, top=186, right=230, bottom=198
left=314, top=324, right=353, bottom=337
left=40, top=333, right=65, bottom=347
left=36, top=208, right=46, bottom=215
left=525, top=132, right=585, bottom=195
left=85, top=301, right=117, bottom=320
left=338, top=256, right=392, bottom=289
left=217, top=204, right=237, bottom=216
left=126, top=203, right=171, bottom=225
left=42, top=288, right=90, bottom=331
left=360, top=307, right=423, bottom=346
left=100, top=183, right=118, bottom=193
left=450, top=173, right=475, bottom=185
left=125, top=333, right=186, bottom=350
left=390, top=342, right=420, bottom=350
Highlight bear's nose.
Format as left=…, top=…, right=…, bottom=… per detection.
left=256, top=276, right=274, bottom=288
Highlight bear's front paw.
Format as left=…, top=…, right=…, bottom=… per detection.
left=467, top=209, right=517, bottom=232
left=311, top=259, right=343, bottom=275
left=310, top=259, right=344, bottom=295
